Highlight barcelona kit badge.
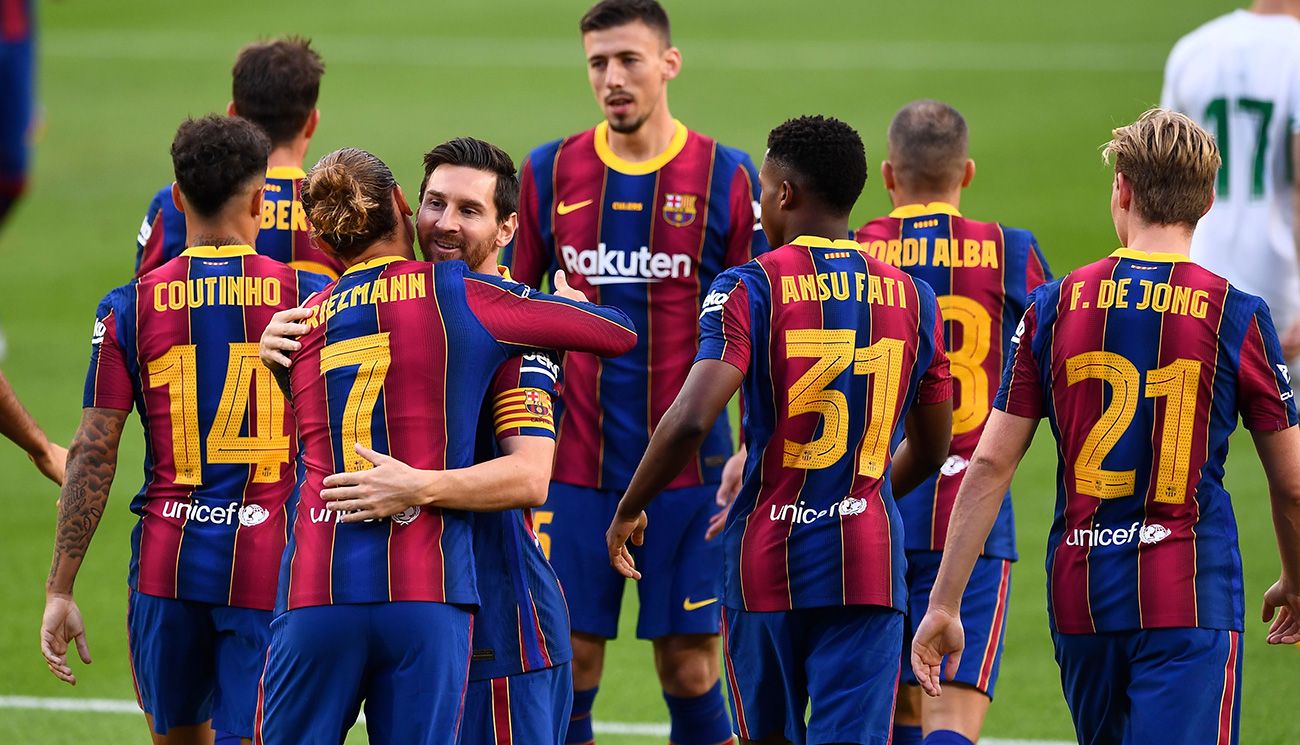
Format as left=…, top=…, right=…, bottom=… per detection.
left=662, top=193, right=698, bottom=227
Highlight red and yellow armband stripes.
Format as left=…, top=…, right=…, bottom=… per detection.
left=492, top=387, right=556, bottom=439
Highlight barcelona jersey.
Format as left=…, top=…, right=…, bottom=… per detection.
left=84, top=245, right=329, bottom=610
left=697, top=236, right=952, bottom=612
left=470, top=350, right=571, bottom=680
left=135, top=167, right=346, bottom=279
left=857, top=202, right=1051, bottom=560
left=506, top=120, right=770, bottom=491
left=996, top=248, right=1298, bottom=633
left=279, top=257, right=636, bottom=612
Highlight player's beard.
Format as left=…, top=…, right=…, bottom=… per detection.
left=419, top=228, right=496, bottom=272
left=607, top=110, right=650, bottom=134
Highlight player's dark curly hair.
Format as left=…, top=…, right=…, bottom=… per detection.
left=580, top=0, right=671, bottom=44
left=302, top=148, right=399, bottom=261
left=232, top=36, right=325, bottom=146
left=766, top=115, right=866, bottom=216
left=419, top=137, right=519, bottom=223
left=170, top=115, right=270, bottom=219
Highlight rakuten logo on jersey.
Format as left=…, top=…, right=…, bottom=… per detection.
left=1064, top=521, right=1170, bottom=548
left=161, top=500, right=271, bottom=528
left=559, top=244, right=692, bottom=285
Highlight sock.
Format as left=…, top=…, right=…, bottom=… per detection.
left=214, top=732, right=241, bottom=745
left=663, top=681, right=732, bottom=745
left=893, top=725, right=924, bottom=745
left=924, top=731, right=975, bottom=745
left=565, top=686, right=598, bottom=745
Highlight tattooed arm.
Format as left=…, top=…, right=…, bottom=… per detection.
left=0, top=370, right=67, bottom=486
left=41, top=407, right=127, bottom=685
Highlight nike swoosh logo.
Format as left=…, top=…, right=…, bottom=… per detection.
left=556, top=199, right=594, bottom=216
left=682, top=597, right=718, bottom=611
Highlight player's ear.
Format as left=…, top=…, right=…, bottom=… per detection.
left=496, top=212, right=519, bottom=249
left=392, top=184, right=414, bottom=217
left=171, top=182, right=186, bottom=214
left=1115, top=172, right=1134, bottom=212
left=303, top=109, right=320, bottom=140
left=881, top=161, right=896, bottom=192
left=662, top=45, right=682, bottom=81
left=778, top=179, right=795, bottom=211
left=249, top=184, right=265, bottom=221
left=961, top=159, right=976, bottom=189
left=226, top=101, right=237, bottom=117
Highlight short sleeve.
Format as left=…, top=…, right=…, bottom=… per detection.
left=994, top=302, right=1045, bottom=420
left=83, top=294, right=134, bottom=411
left=1237, top=301, right=1299, bottom=431
left=489, top=352, right=560, bottom=441
left=916, top=303, right=952, bottom=405
left=694, top=269, right=752, bottom=374
left=295, top=269, right=333, bottom=301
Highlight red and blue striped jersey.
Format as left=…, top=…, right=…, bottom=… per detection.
left=135, top=167, right=346, bottom=279
left=996, top=248, right=1298, bottom=633
left=83, top=245, right=329, bottom=610
left=857, top=203, right=1051, bottom=561
left=470, top=350, right=571, bottom=680
left=279, top=257, right=636, bottom=611
left=1, top=0, right=30, bottom=42
left=506, top=120, right=770, bottom=490
left=697, top=236, right=952, bottom=612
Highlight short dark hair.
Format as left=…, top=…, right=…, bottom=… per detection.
left=419, top=138, right=519, bottom=223
left=580, top=0, right=671, bottom=44
left=302, top=148, right=399, bottom=262
left=887, top=100, right=969, bottom=193
left=171, top=115, right=270, bottom=218
left=231, top=37, right=325, bottom=146
left=766, top=115, right=866, bottom=216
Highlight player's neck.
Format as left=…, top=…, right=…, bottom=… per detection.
left=1250, top=0, right=1300, bottom=19
left=605, top=105, right=677, bottom=163
left=267, top=139, right=309, bottom=171
left=1123, top=221, right=1194, bottom=258
left=346, top=237, right=411, bottom=268
left=889, top=189, right=961, bottom=211
left=185, top=216, right=255, bottom=248
left=780, top=216, right=850, bottom=247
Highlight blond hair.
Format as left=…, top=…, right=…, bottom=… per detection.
left=302, top=148, right=398, bottom=261
left=1102, top=108, right=1220, bottom=228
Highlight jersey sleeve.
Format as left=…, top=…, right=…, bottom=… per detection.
left=723, top=155, right=770, bottom=267
left=135, top=186, right=185, bottom=277
left=994, top=301, right=1045, bottom=419
left=916, top=297, right=953, bottom=406
left=1237, top=300, right=1299, bottom=431
left=295, top=269, right=333, bottom=302
left=694, top=269, right=753, bottom=374
left=83, top=293, right=134, bottom=411
left=489, top=352, right=560, bottom=442
left=504, top=156, right=555, bottom=289
left=464, top=271, right=637, bottom=358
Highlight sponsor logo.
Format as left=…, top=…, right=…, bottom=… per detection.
left=662, top=193, right=698, bottom=227
left=769, top=497, right=868, bottom=525
left=752, top=199, right=762, bottom=232
left=940, top=454, right=969, bottom=477
left=392, top=506, right=421, bottom=526
left=682, top=596, right=718, bottom=611
left=91, top=319, right=106, bottom=346
left=556, top=199, right=594, bottom=216
left=1011, top=316, right=1026, bottom=345
left=700, top=289, right=732, bottom=317
left=838, top=496, right=867, bottom=516
left=238, top=504, right=270, bottom=527
left=612, top=201, right=643, bottom=212
left=1064, top=521, right=1170, bottom=548
left=1279, top=364, right=1291, bottom=384
left=137, top=216, right=153, bottom=246
left=520, top=352, right=560, bottom=382
left=162, top=500, right=260, bottom=527
left=559, top=243, right=693, bottom=286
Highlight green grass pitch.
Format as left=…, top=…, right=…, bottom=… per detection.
left=2, top=0, right=1297, bottom=742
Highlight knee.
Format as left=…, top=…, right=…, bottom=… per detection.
left=654, top=637, right=720, bottom=697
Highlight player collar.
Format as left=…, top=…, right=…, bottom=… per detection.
left=1110, top=247, right=1191, bottom=264
left=497, top=265, right=512, bottom=280
left=342, top=255, right=406, bottom=276
left=266, top=166, right=306, bottom=180
left=181, top=245, right=256, bottom=258
left=791, top=234, right=864, bottom=250
left=593, top=119, right=689, bottom=176
left=888, top=202, right=962, bottom=218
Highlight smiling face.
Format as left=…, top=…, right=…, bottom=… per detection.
left=415, top=164, right=514, bottom=271
left=582, top=20, right=679, bottom=134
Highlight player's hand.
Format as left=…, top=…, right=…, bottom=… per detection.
left=41, top=594, right=91, bottom=686
left=1262, top=578, right=1300, bottom=644
left=552, top=271, right=588, bottom=302
left=910, top=606, right=964, bottom=697
left=30, top=442, right=68, bottom=487
left=1281, top=318, right=1300, bottom=362
left=321, top=444, right=427, bottom=522
left=716, top=446, right=746, bottom=507
left=259, top=306, right=313, bottom=370
left=606, top=510, right=647, bottom=580
left=705, top=501, right=731, bottom=541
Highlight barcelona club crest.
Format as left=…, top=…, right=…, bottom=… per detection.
left=525, top=389, right=553, bottom=418
left=662, top=193, right=698, bottom=227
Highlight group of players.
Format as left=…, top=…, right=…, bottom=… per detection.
left=8, top=0, right=1300, bottom=744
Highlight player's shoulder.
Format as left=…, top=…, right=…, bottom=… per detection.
left=1170, top=11, right=1244, bottom=53
left=855, top=214, right=899, bottom=242
left=531, top=128, right=595, bottom=164
left=992, top=223, right=1042, bottom=257
left=264, top=166, right=306, bottom=187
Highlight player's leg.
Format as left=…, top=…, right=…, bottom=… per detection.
left=209, top=606, right=274, bottom=745
left=1125, top=628, right=1241, bottom=745
left=535, top=483, right=625, bottom=744
left=804, top=605, right=904, bottom=745
left=721, top=606, right=807, bottom=745
left=127, top=591, right=219, bottom=743
left=363, top=600, right=473, bottom=745
left=1051, top=630, right=1128, bottom=745
left=254, top=605, right=367, bottom=745
left=639, top=485, right=731, bottom=745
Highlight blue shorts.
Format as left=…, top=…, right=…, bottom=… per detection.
left=126, top=591, right=272, bottom=738
left=540, top=482, right=722, bottom=639
left=722, top=605, right=902, bottom=745
left=458, top=662, right=572, bottom=745
left=255, top=602, right=472, bottom=745
left=1053, top=627, right=1242, bottom=745
left=902, top=552, right=1011, bottom=697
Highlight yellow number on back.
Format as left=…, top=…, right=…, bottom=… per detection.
left=938, top=295, right=992, bottom=436
left=319, top=332, right=392, bottom=473
left=854, top=337, right=905, bottom=478
left=533, top=510, right=554, bottom=560
left=147, top=345, right=202, bottom=485
left=1144, top=358, right=1201, bottom=503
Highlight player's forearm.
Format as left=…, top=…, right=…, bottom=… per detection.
left=46, top=409, right=126, bottom=596
left=0, top=372, right=52, bottom=457
left=424, top=453, right=552, bottom=511
left=927, top=456, right=1014, bottom=613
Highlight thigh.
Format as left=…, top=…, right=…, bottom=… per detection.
left=255, top=606, right=367, bottom=745
left=1127, top=628, right=1242, bottom=745
left=1052, top=631, right=1128, bottom=745
left=537, top=483, right=625, bottom=639
left=721, top=607, right=806, bottom=745
left=804, top=606, right=903, bottom=745
left=127, top=592, right=216, bottom=736
left=636, top=484, right=723, bottom=639
left=458, top=664, right=572, bottom=745
left=365, top=602, right=473, bottom=745
left=210, top=606, right=273, bottom=739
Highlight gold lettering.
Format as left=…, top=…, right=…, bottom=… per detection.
left=933, top=239, right=951, bottom=267
left=371, top=278, right=388, bottom=305
left=782, top=276, right=799, bottom=304
left=982, top=240, right=999, bottom=269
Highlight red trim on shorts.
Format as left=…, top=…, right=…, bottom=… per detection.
left=1216, top=631, right=1239, bottom=745
left=977, top=559, right=1012, bottom=691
